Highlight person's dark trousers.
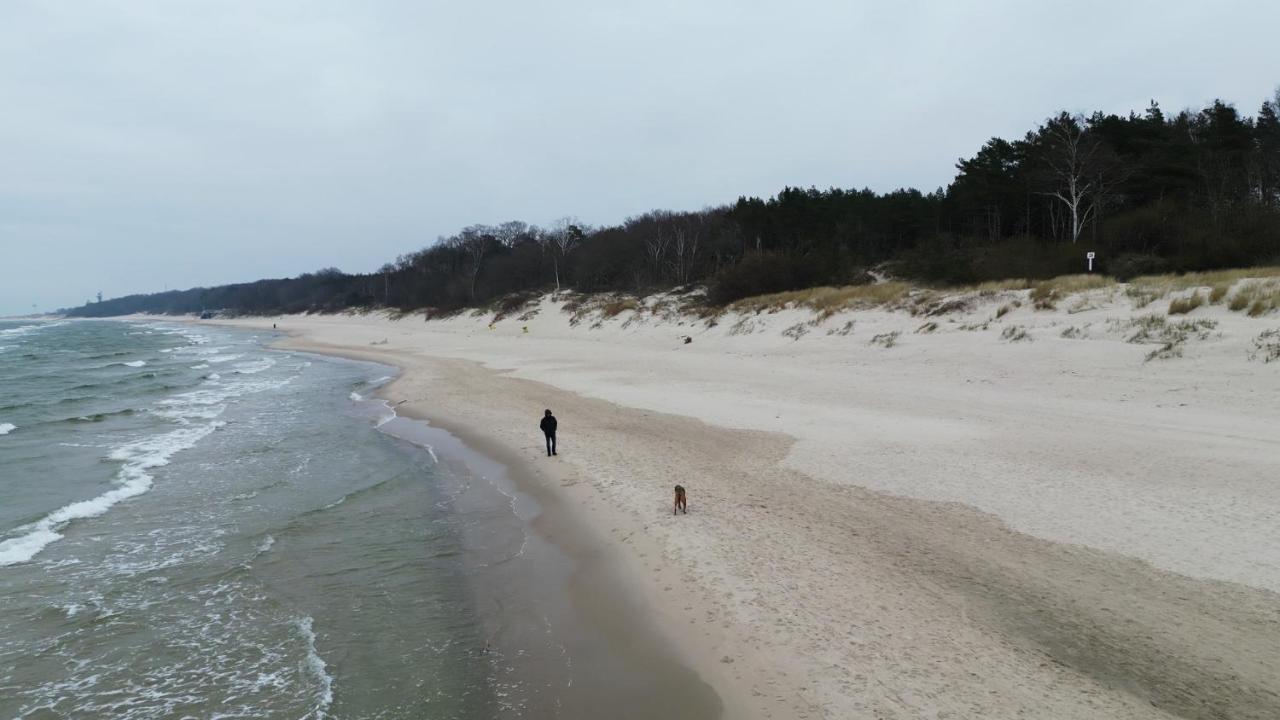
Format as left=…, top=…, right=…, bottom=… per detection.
left=544, top=432, right=556, bottom=456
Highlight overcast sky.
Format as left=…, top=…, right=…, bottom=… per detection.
left=2, top=1, right=1277, bottom=315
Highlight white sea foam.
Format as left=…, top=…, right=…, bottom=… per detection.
left=151, top=403, right=227, bottom=421
left=296, top=616, right=334, bottom=718
left=206, top=354, right=242, bottom=364
left=189, top=344, right=229, bottom=355
left=256, top=535, right=275, bottom=554
left=232, top=358, right=275, bottom=374
left=156, top=327, right=210, bottom=345
left=0, top=422, right=222, bottom=566
left=159, top=377, right=285, bottom=410
left=190, top=364, right=209, bottom=370
left=349, top=391, right=363, bottom=402
left=122, top=360, right=147, bottom=368
left=0, top=321, right=62, bottom=338
left=0, top=423, right=15, bottom=436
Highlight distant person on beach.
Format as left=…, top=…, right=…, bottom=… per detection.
left=540, top=409, right=558, bottom=456
left=673, top=485, right=687, bottom=515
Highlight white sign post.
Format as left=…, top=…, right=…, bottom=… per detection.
left=1086, top=251, right=1096, bottom=272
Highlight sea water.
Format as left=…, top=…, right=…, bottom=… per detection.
left=0, top=319, right=541, bottom=718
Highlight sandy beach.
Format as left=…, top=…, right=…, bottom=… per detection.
left=199, top=284, right=1280, bottom=719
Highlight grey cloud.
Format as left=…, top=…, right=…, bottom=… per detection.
left=2, top=0, right=1277, bottom=313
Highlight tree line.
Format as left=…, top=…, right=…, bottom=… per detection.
left=67, top=89, right=1280, bottom=317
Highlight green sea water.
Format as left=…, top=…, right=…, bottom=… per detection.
left=0, top=319, right=517, bottom=718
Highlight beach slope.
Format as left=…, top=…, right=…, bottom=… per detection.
left=202, top=286, right=1280, bottom=719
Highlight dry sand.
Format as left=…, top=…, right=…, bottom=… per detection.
left=198, top=284, right=1280, bottom=719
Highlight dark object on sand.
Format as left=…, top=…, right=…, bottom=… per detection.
left=540, top=409, right=558, bottom=456
left=683, top=336, right=692, bottom=344
left=674, top=485, right=687, bottom=515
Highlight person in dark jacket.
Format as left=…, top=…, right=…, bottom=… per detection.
left=540, top=409, right=558, bottom=456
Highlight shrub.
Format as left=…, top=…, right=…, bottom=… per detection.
left=1110, top=254, right=1169, bottom=281
left=709, top=252, right=840, bottom=305
left=492, top=292, right=539, bottom=321
left=896, top=236, right=976, bottom=285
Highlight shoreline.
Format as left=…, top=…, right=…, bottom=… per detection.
left=184, top=301, right=1280, bottom=719
left=272, top=338, right=730, bottom=718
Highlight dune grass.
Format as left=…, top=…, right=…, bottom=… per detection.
left=602, top=297, right=640, bottom=317
left=1131, top=266, right=1280, bottom=289
left=1126, top=266, right=1280, bottom=312
left=973, top=279, right=1034, bottom=294
left=731, top=276, right=1075, bottom=316
left=1118, top=314, right=1218, bottom=361
left=725, top=267, right=1279, bottom=320
left=869, top=331, right=900, bottom=348
left=1227, top=280, right=1280, bottom=317
left=729, top=282, right=915, bottom=316
left=1001, top=325, right=1031, bottom=342
left=1249, top=329, right=1280, bottom=362
left=1026, top=274, right=1114, bottom=311
left=1032, top=274, right=1115, bottom=296
left=1168, top=292, right=1206, bottom=315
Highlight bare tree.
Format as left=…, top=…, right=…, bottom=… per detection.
left=545, top=217, right=583, bottom=291
left=640, top=213, right=672, bottom=284
left=378, top=263, right=395, bottom=305
left=1037, top=113, right=1122, bottom=243
left=493, top=220, right=530, bottom=248
left=454, top=225, right=493, bottom=300
left=669, top=214, right=703, bottom=285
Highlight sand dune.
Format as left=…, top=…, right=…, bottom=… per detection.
left=201, top=283, right=1280, bottom=719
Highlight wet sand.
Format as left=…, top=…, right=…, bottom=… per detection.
left=299, top=349, right=725, bottom=719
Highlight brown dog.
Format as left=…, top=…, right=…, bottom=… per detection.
left=673, top=485, right=687, bottom=515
